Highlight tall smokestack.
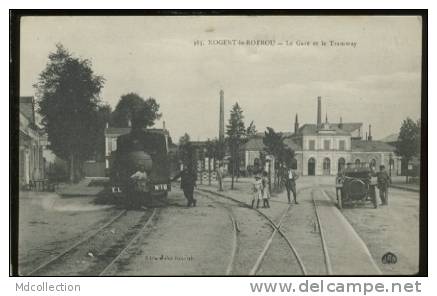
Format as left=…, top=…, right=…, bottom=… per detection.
left=294, top=113, right=299, bottom=134
left=219, top=90, right=225, bottom=143
left=317, top=96, right=322, bottom=128
left=368, top=124, right=372, bottom=141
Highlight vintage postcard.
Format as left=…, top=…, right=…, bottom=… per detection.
left=13, top=13, right=425, bottom=276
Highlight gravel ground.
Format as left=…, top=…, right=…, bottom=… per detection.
left=103, top=188, right=234, bottom=275
left=18, top=176, right=420, bottom=276
left=18, top=191, right=118, bottom=275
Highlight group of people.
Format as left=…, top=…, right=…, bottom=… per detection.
left=250, top=166, right=300, bottom=209
left=250, top=171, right=271, bottom=208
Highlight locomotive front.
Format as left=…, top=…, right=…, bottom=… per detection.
left=109, top=129, right=171, bottom=204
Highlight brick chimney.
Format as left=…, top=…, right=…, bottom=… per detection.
left=294, top=113, right=299, bottom=134
left=317, top=96, right=322, bottom=128
left=368, top=124, right=372, bottom=141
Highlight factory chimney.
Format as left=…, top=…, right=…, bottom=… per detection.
left=368, top=124, right=372, bottom=141
left=219, top=90, right=225, bottom=143
left=317, top=96, right=322, bottom=129
left=294, top=113, right=299, bottom=134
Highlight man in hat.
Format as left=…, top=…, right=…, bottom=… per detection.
left=172, top=165, right=197, bottom=207
left=377, top=165, right=391, bottom=205
left=284, top=165, right=299, bottom=204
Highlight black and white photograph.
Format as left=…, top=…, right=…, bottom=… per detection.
left=11, top=12, right=426, bottom=277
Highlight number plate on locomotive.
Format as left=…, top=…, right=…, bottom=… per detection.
left=154, top=184, right=167, bottom=191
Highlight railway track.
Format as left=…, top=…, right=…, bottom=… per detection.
left=311, top=189, right=333, bottom=275
left=99, top=207, right=158, bottom=276
left=26, top=208, right=158, bottom=276
left=197, top=187, right=308, bottom=276
left=197, top=192, right=239, bottom=275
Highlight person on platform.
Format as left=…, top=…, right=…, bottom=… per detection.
left=172, top=166, right=197, bottom=207
left=250, top=172, right=263, bottom=209
left=284, top=166, right=299, bottom=204
left=261, top=171, right=271, bottom=208
left=377, top=165, right=391, bottom=206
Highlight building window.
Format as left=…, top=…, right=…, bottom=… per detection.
left=355, top=159, right=361, bottom=166
left=339, top=140, right=345, bottom=151
left=324, top=140, right=330, bottom=150
left=309, top=140, right=315, bottom=150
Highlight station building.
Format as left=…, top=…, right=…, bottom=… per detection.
left=241, top=97, right=401, bottom=176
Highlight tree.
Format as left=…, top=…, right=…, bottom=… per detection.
left=226, top=103, right=246, bottom=189
left=263, top=127, right=289, bottom=189
left=246, top=121, right=257, bottom=138
left=397, top=117, right=421, bottom=183
left=178, top=133, right=194, bottom=169
left=111, top=93, right=161, bottom=128
left=34, top=44, right=105, bottom=183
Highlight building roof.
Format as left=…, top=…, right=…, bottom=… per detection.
left=351, top=139, right=396, bottom=152
left=241, top=135, right=302, bottom=151
left=334, top=122, right=362, bottom=133
left=379, top=133, right=399, bottom=143
left=297, top=123, right=351, bottom=136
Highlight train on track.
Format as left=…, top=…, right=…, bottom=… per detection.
left=108, top=127, right=172, bottom=205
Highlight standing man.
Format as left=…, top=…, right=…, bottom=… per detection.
left=172, top=166, right=197, bottom=207
left=284, top=166, right=299, bottom=204
left=377, top=165, right=391, bottom=206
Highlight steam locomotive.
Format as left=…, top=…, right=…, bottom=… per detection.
left=109, top=128, right=171, bottom=205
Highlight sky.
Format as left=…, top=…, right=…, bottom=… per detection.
left=20, top=15, right=423, bottom=141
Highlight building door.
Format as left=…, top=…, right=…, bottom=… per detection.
left=308, top=158, right=316, bottom=176
left=323, top=158, right=331, bottom=175
left=338, top=157, right=345, bottom=173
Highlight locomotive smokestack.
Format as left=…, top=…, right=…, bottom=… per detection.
left=219, top=89, right=225, bottom=143
left=317, top=96, right=322, bottom=128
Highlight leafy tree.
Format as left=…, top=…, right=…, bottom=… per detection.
left=111, top=93, right=161, bottom=128
left=397, top=117, right=421, bottom=183
left=246, top=121, right=257, bottom=138
left=263, top=127, right=290, bottom=189
left=178, top=133, right=195, bottom=169
left=226, top=103, right=246, bottom=189
left=34, top=44, right=105, bottom=182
